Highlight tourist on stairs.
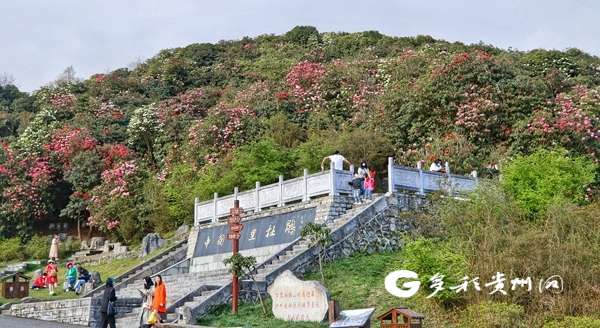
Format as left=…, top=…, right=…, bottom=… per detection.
left=364, top=172, right=375, bottom=201
left=139, top=276, right=155, bottom=327
left=100, top=278, right=117, bottom=328
left=350, top=173, right=363, bottom=204
left=152, top=275, right=167, bottom=323
left=321, top=150, right=352, bottom=171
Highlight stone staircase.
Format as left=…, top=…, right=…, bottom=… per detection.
left=252, top=197, right=378, bottom=282
left=85, top=239, right=188, bottom=299
left=113, top=195, right=383, bottom=326
left=169, top=195, right=385, bottom=324
left=114, top=269, right=230, bottom=326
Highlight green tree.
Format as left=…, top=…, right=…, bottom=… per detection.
left=285, top=26, right=320, bottom=45
left=127, top=103, right=163, bottom=167
left=223, top=253, right=267, bottom=315
left=501, top=149, right=596, bottom=215
left=300, top=223, right=331, bottom=283
left=226, top=138, right=296, bottom=189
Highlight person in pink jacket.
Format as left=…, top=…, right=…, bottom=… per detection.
left=364, top=171, right=375, bottom=201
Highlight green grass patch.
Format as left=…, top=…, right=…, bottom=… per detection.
left=198, top=301, right=327, bottom=328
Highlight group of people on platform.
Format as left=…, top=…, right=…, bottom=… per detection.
left=31, top=235, right=91, bottom=296
left=32, top=259, right=91, bottom=296
left=321, top=151, right=377, bottom=204
left=99, top=274, right=168, bottom=328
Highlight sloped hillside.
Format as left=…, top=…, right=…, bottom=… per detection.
left=0, top=26, right=598, bottom=245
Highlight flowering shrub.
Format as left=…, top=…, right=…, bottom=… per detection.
left=528, top=87, right=600, bottom=160
left=87, top=160, right=142, bottom=235
left=157, top=88, right=206, bottom=121
left=188, top=106, right=257, bottom=153
left=100, top=160, right=138, bottom=197
left=286, top=60, right=326, bottom=110
left=100, top=144, right=131, bottom=169
left=455, top=86, right=500, bottom=139
left=45, top=126, right=97, bottom=164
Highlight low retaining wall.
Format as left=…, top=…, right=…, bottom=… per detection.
left=9, top=298, right=93, bottom=326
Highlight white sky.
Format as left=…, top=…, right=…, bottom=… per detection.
left=1, top=0, right=598, bottom=92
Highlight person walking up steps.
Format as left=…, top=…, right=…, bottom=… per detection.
left=152, top=275, right=167, bottom=323
left=100, top=278, right=117, bottom=328
left=350, top=173, right=363, bottom=204
left=139, top=276, right=154, bottom=327
left=364, top=171, right=375, bottom=201
left=321, top=150, right=352, bottom=171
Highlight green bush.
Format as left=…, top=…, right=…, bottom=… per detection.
left=0, top=237, right=24, bottom=263
left=59, top=238, right=81, bottom=259
left=24, top=235, right=50, bottom=260
left=459, top=302, right=525, bottom=328
left=501, top=149, right=596, bottom=216
left=544, top=316, right=600, bottom=328
left=226, top=138, right=296, bottom=189
left=400, top=238, right=467, bottom=302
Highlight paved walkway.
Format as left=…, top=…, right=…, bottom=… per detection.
left=0, top=315, right=83, bottom=327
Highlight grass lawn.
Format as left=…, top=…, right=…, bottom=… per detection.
left=197, top=250, right=452, bottom=328
left=0, top=241, right=176, bottom=306
left=198, top=301, right=327, bottom=328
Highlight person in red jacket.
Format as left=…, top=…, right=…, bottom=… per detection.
left=152, top=275, right=167, bottom=323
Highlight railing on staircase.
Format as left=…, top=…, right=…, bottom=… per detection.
left=194, top=163, right=354, bottom=225
left=386, top=157, right=478, bottom=195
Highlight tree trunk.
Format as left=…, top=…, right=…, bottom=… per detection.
left=249, top=274, right=267, bottom=315
left=77, top=218, right=81, bottom=240
left=318, top=250, right=325, bottom=284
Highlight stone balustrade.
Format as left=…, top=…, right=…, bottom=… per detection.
left=194, top=164, right=353, bottom=225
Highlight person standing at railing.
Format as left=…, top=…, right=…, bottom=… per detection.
left=350, top=173, right=363, bottom=204
left=364, top=172, right=375, bottom=201
left=429, top=159, right=445, bottom=173
left=357, top=161, right=369, bottom=197
left=321, top=150, right=352, bottom=171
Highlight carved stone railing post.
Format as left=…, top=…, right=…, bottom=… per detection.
left=303, top=169, right=309, bottom=202
left=194, top=197, right=200, bottom=225
left=329, top=162, right=336, bottom=196
left=255, top=181, right=261, bottom=212
left=212, top=193, right=218, bottom=223
left=387, top=157, right=394, bottom=195
left=278, top=175, right=284, bottom=207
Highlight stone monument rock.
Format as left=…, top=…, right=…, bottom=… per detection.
left=267, top=270, right=329, bottom=322
left=90, top=271, right=102, bottom=287
left=175, top=224, right=190, bottom=240
left=89, top=237, right=105, bottom=249
left=140, top=233, right=165, bottom=257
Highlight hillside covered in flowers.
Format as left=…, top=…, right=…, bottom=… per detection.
left=1, top=26, right=599, bottom=243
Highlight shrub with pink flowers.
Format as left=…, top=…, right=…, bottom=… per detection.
left=286, top=60, right=326, bottom=110
left=528, top=87, right=600, bottom=160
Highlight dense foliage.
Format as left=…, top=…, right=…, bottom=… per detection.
left=1, top=27, right=599, bottom=243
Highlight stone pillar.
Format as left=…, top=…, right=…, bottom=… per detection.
left=234, top=187, right=239, bottom=201
left=278, top=175, right=284, bottom=207
left=329, top=162, right=336, bottom=196
left=194, top=197, right=199, bottom=226
left=303, top=169, right=309, bottom=202
left=212, top=193, right=218, bottom=223
left=387, top=157, right=394, bottom=195
left=418, top=167, right=425, bottom=195
left=255, top=181, right=261, bottom=212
